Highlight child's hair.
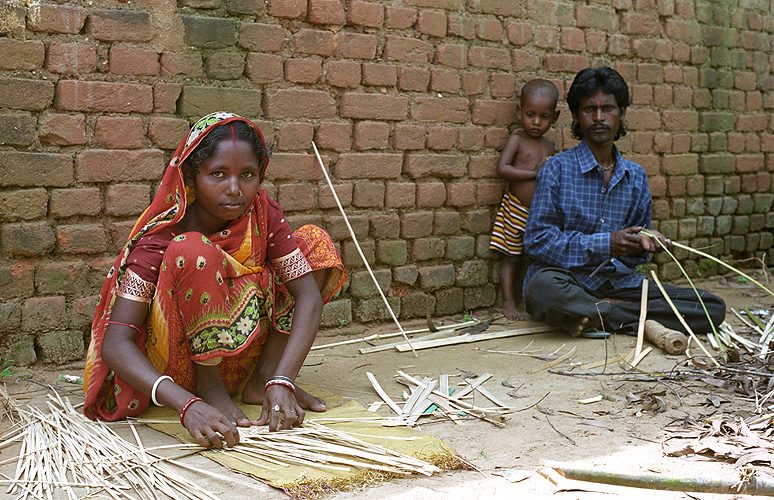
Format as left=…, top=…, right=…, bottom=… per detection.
left=520, top=79, right=559, bottom=108
left=186, top=120, right=269, bottom=177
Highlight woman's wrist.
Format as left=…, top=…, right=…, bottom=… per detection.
left=265, top=375, right=296, bottom=394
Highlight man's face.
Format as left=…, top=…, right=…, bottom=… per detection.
left=574, top=91, right=625, bottom=145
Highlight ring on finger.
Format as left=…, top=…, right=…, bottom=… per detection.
left=272, top=404, right=280, bottom=412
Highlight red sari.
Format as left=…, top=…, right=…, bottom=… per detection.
left=83, top=112, right=346, bottom=420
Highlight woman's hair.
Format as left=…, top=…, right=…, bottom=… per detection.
left=567, top=66, right=630, bottom=141
left=185, top=120, right=269, bottom=178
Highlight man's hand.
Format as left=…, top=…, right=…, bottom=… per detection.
left=610, top=226, right=644, bottom=256
left=639, top=229, right=672, bottom=254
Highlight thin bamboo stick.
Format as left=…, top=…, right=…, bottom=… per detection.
left=635, top=279, right=648, bottom=358
left=312, top=141, right=416, bottom=356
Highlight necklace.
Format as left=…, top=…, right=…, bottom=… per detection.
left=599, top=161, right=615, bottom=171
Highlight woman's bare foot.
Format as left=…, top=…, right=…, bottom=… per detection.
left=502, top=300, right=525, bottom=321
left=243, top=380, right=327, bottom=412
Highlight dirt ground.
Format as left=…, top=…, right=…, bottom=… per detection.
left=3, top=274, right=774, bottom=499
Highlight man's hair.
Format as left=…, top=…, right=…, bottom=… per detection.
left=567, top=67, right=630, bottom=141
left=520, top=79, right=559, bottom=108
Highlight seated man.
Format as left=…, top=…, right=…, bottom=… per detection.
left=523, top=66, right=726, bottom=338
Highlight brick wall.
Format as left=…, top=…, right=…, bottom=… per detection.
left=0, top=0, right=772, bottom=364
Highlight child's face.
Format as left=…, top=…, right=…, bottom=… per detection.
left=187, top=139, right=262, bottom=234
left=519, top=94, right=559, bottom=139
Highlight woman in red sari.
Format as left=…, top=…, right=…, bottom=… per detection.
left=83, top=112, right=347, bottom=448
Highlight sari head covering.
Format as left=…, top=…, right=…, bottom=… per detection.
left=84, top=113, right=285, bottom=419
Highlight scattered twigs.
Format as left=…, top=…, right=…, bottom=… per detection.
left=542, top=460, right=774, bottom=496
left=311, top=141, right=416, bottom=357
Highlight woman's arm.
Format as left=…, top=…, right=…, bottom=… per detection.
left=102, top=296, right=239, bottom=448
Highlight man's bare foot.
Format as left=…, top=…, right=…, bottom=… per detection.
left=243, top=382, right=327, bottom=412
left=565, top=316, right=589, bottom=337
left=502, top=300, right=525, bottom=321
left=201, top=389, right=252, bottom=427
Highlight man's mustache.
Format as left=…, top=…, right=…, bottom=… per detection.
left=589, top=124, right=611, bottom=131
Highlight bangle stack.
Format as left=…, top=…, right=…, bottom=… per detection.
left=265, top=375, right=296, bottom=394
left=179, top=397, right=204, bottom=425
left=151, top=375, right=173, bottom=406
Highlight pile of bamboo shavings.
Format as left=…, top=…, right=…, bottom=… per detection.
left=1, top=393, right=235, bottom=500
left=366, top=371, right=515, bottom=428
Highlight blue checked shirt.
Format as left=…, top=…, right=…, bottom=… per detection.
left=523, top=140, right=652, bottom=293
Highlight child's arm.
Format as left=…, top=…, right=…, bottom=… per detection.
left=496, top=134, right=539, bottom=181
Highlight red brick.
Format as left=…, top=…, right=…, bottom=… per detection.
left=662, top=154, right=699, bottom=175
left=336, top=32, right=378, bottom=59
left=416, top=9, right=447, bottom=37
left=326, top=60, right=361, bottom=88
left=384, top=36, right=429, bottom=63
left=0, top=113, right=32, bottom=147
left=404, top=154, right=467, bottom=178
left=284, top=58, right=322, bottom=84
left=385, top=182, right=416, bottom=208
left=586, top=31, right=607, bottom=53
left=110, top=46, right=158, bottom=76
left=512, top=49, right=540, bottom=72
left=401, top=212, right=434, bottom=238
left=239, top=23, right=287, bottom=52
left=267, top=0, right=306, bottom=19
left=352, top=182, right=385, bottom=208
left=354, top=122, right=390, bottom=150
left=490, top=73, right=516, bottom=98
left=88, top=8, right=152, bottom=42
left=430, top=68, right=460, bottom=94
left=0, top=151, right=72, bottom=187
left=206, top=52, right=245, bottom=80
left=747, top=92, right=763, bottom=112
left=147, top=117, right=187, bottom=150
left=535, top=26, right=560, bottom=49
left=447, top=13, right=476, bottom=39
left=318, top=184, right=353, bottom=209
left=477, top=0, right=524, bottom=16
left=545, top=53, right=590, bottom=74
left=76, top=150, right=164, bottom=182
left=0, top=188, right=46, bottom=220
left=576, top=4, right=617, bottom=30
left=160, top=51, right=204, bottom=77
left=0, top=38, right=43, bottom=71
left=56, top=80, right=152, bottom=113
left=336, top=153, right=402, bottom=179
left=245, top=53, right=283, bottom=84
left=385, top=6, right=417, bottom=29
left=416, top=183, right=446, bottom=207
left=411, top=97, right=468, bottom=123
left=340, top=93, right=408, bottom=120
left=1, top=221, right=54, bottom=256
left=663, top=110, right=699, bottom=131
left=105, top=184, right=151, bottom=216
left=265, top=89, right=335, bottom=118
left=736, top=154, right=765, bottom=172
left=427, top=126, right=456, bottom=150
left=277, top=122, right=315, bottom=151
left=293, top=29, right=336, bottom=56
left=362, top=63, right=397, bottom=87
left=94, top=116, right=144, bottom=149
left=608, top=34, right=631, bottom=56
left=653, top=132, right=671, bottom=153
left=462, top=71, right=487, bottom=95
left=468, top=46, right=511, bottom=70
left=560, top=27, right=585, bottom=52
left=264, top=153, right=324, bottom=181
left=673, top=42, right=691, bottom=62
left=278, top=183, right=317, bottom=211
left=58, top=224, right=107, bottom=254
left=49, top=188, right=100, bottom=218
left=476, top=180, right=502, bottom=205
left=348, top=1, right=384, bottom=27
left=46, top=43, right=96, bottom=74
left=38, top=113, right=85, bottom=146
left=403, top=0, right=461, bottom=8
left=467, top=155, right=498, bottom=178
left=627, top=109, right=661, bottom=130
left=633, top=39, right=655, bottom=59
left=506, top=21, right=532, bottom=46
left=458, top=126, right=485, bottom=151
left=638, top=63, right=663, bottom=83
left=398, top=67, right=430, bottom=92
left=471, top=100, right=518, bottom=126
left=28, top=4, right=87, bottom=33
left=315, top=122, right=352, bottom=152
left=307, top=0, right=346, bottom=25
left=393, top=124, right=425, bottom=150
left=621, top=11, right=662, bottom=35
left=655, top=39, right=673, bottom=61
left=667, top=176, right=686, bottom=196
left=486, top=128, right=509, bottom=149
left=153, top=82, right=182, bottom=113
left=477, top=17, right=503, bottom=41
left=446, top=182, right=475, bottom=207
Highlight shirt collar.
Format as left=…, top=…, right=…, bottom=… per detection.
left=577, top=139, right=624, bottom=175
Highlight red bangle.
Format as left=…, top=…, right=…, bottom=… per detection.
left=107, top=320, right=141, bottom=334
left=179, top=397, right=204, bottom=425
left=265, top=379, right=296, bottom=394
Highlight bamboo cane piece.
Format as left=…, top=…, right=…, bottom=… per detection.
left=394, top=325, right=557, bottom=352
left=312, top=142, right=416, bottom=356
left=635, top=279, right=648, bottom=358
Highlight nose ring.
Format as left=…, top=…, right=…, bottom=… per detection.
left=238, top=189, right=243, bottom=196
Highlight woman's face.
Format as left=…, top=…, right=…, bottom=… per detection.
left=186, top=138, right=261, bottom=235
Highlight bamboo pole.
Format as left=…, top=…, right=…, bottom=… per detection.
left=544, top=461, right=774, bottom=496
left=312, top=142, right=416, bottom=356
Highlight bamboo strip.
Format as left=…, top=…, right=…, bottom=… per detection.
left=635, top=279, right=648, bottom=358
left=313, top=319, right=480, bottom=352
left=629, top=346, right=654, bottom=368
left=528, top=347, right=577, bottom=374
left=366, top=372, right=403, bottom=416
left=581, top=348, right=634, bottom=370
left=394, top=325, right=557, bottom=352
left=312, top=142, right=416, bottom=356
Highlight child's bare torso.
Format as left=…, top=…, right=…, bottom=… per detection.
left=509, top=132, right=554, bottom=208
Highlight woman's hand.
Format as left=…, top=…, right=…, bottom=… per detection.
left=255, top=384, right=305, bottom=431
left=181, top=399, right=240, bottom=448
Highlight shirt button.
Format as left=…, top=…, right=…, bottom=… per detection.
left=601, top=188, right=605, bottom=193
left=600, top=217, right=605, bottom=222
